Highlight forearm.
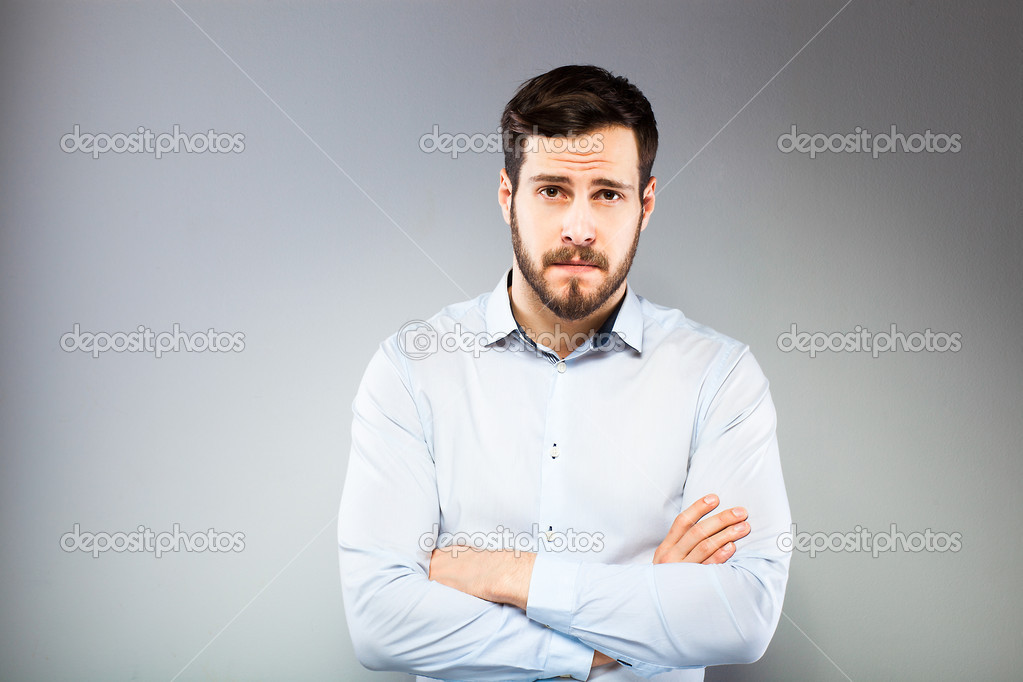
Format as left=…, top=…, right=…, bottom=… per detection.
left=432, top=527, right=786, bottom=676
left=340, top=476, right=594, bottom=679
left=340, top=545, right=593, bottom=680
left=525, top=553, right=789, bottom=676
left=444, top=546, right=787, bottom=676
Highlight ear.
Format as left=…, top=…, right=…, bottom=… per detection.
left=639, top=176, right=656, bottom=232
left=498, top=168, right=514, bottom=225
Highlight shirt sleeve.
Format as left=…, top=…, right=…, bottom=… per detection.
left=525, top=347, right=791, bottom=678
left=338, top=341, right=595, bottom=681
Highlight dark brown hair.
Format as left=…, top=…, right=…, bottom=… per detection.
left=500, top=65, right=658, bottom=195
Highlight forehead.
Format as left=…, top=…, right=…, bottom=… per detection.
left=518, top=125, right=640, bottom=185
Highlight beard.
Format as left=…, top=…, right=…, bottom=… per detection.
left=510, top=200, right=642, bottom=321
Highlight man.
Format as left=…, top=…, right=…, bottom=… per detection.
left=339, top=65, right=790, bottom=681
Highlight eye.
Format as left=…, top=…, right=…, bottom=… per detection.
left=540, top=187, right=562, bottom=199
left=597, top=190, right=621, bottom=202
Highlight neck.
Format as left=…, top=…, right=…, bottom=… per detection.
left=508, top=264, right=626, bottom=360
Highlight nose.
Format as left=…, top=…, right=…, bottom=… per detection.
left=561, top=197, right=596, bottom=246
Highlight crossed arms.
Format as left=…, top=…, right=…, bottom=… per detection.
left=428, top=494, right=755, bottom=671
left=338, top=342, right=791, bottom=680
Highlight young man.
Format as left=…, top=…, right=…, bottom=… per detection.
left=339, top=65, right=791, bottom=681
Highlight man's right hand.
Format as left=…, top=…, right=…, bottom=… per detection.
left=591, top=495, right=750, bottom=670
left=653, top=494, right=750, bottom=565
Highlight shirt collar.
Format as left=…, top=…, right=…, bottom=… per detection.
left=611, top=282, right=644, bottom=353
left=484, top=269, right=644, bottom=353
left=483, top=270, right=521, bottom=344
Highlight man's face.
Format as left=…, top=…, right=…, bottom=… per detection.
left=500, top=125, right=655, bottom=322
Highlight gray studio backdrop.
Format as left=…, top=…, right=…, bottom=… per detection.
left=1, top=1, right=1019, bottom=680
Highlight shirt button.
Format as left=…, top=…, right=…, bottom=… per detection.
left=556, top=361, right=567, bottom=373
left=550, top=445, right=559, bottom=459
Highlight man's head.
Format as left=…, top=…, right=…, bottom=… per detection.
left=498, top=65, right=658, bottom=322
left=500, top=65, right=658, bottom=195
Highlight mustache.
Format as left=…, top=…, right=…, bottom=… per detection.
left=542, top=247, right=609, bottom=270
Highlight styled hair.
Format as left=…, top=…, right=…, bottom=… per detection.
left=500, top=64, right=658, bottom=195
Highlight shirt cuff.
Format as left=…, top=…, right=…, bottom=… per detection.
left=543, top=627, right=594, bottom=681
left=527, top=554, right=581, bottom=633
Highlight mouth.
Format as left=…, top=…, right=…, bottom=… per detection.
left=550, top=260, right=601, bottom=270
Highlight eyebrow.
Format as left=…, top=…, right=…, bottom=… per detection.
left=526, top=174, right=635, bottom=192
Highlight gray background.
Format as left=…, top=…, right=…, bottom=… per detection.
left=1, top=1, right=1019, bottom=680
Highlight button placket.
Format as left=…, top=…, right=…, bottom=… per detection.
left=538, top=353, right=571, bottom=554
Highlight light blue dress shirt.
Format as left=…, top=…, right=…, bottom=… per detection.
left=338, top=270, right=791, bottom=681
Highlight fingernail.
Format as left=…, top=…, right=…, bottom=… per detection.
left=733, top=508, right=746, bottom=517
left=704, top=495, right=717, bottom=504
left=734, top=522, right=748, bottom=533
